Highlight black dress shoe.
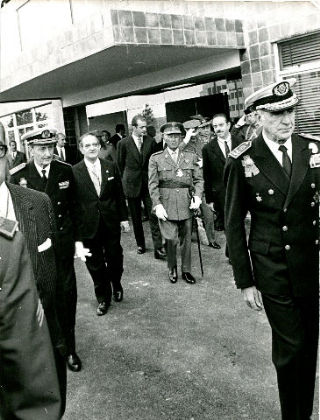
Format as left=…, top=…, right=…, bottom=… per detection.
left=209, top=241, right=221, bottom=249
left=168, top=267, right=178, bottom=283
left=182, top=272, right=196, bottom=284
left=96, top=301, right=109, bottom=316
left=154, top=248, right=166, bottom=260
left=114, top=286, right=123, bottom=302
left=67, top=353, right=82, bottom=372
left=137, top=246, right=146, bottom=254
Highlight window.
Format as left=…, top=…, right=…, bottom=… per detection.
left=277, top=32, right=320, bottom=136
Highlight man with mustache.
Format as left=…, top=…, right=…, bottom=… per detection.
left=224, top=79, right=319, bottom=420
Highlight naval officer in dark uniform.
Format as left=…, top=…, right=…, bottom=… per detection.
left=148, top=122, right=203, bottom=284
left=10, top=128, right=89, bottom=373
left=224, top=78, right=319, bottom=420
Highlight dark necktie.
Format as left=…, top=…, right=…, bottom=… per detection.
left=278, top=145, right=292, bottom=178
left=41, top=169, right=48, bottom=190
left=224, top=141, right=230, bottom=158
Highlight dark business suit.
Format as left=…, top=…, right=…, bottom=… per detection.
left=0, top=230, right=61, bottom=420
left=202, top=134, right=241, bottom=229
left=109, top=133, right=122, bottom=148
left=224, top=134, right=319, bottom=420
left=73, top=158, right=128, bottom=304
left=10, top=159, right=78, bottom=356
left=7, top=183, right=67, bottom=415
left=7, top=150, right=26, bottom=169
left=54, top=144, right=79, bottom=165
left=117, top=135, right=162, bottom=251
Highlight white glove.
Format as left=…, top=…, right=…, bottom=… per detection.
left=74, top=241, right=92, bottom=262
left=183, top=128, right=198, bottom=145
left=121, top=220, right=130, bottom=233
left=189, top=195, right=202, bottom=210
left=235, top=114, right=247, bottom=128
left=197, top=158, right=203, bottom=168
left=155, top=204, right=168, bottom=221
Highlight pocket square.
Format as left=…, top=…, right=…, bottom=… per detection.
left=38, top=238, right=52, bottom=252
left=107, top=176, right=114, bottom=181
left=59, top=181, right=70, bottom=189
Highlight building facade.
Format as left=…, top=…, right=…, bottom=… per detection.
left=0, top=0, right=319, bottom=149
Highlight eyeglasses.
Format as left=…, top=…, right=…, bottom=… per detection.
left=82, top=143, right=100, bottom=149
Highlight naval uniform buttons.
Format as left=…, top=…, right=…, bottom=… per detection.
left=268, top=189, right=274, bottom=195
left=57, top=202, right=61, bottom=205
left=58, top=214, right=62, bottom=218
left=315, top=239, right=319, bottom=245
left=311, top=183, right=315, bottom=188
left=313, top=220, right=317, bottom=225
left=311, top=202, right=315, bottom=207
left=59, top=227, right=63, bottom=231
left=176, top=189, right=179, bottom=192
left=285, top=245, right=291, bottom=251
left=283, top=208, right=287, bottom=213
left=282, top=226, right=288, bottom=231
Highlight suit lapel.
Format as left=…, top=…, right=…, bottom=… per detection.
left=253, top=134, right=289, bottom=196
left=141, top=136, right=151, bottom=166
left=27, top=161, right=47, bottom=192
left=99, top=159, right=108, bottom=195
left=211, top=139, right=225, bottom=164
left=283, top=135, right=310, bottom=209
left=128, top=136, right=141, bottom=163
left=79, top=160, right=99, bottom=196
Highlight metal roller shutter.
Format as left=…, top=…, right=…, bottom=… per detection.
left=279, top=32, right=320, bottom=136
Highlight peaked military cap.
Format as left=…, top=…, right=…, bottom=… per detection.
left=245, top=78, right=299, bottom=112
left=183, top=119, right=201, bottom=130
left=160, top=122, right=184, bottom=134
left=21, top=128, right=58, bottom=145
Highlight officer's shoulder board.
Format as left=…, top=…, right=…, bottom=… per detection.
left=9, top=162, right=27, bottom=176
left=229, top=141, right=252, bottom=159
left=151, top=150, right=163, bottom=157
left=54, top=157, right=72, bottom=167
left=300, top=133, right=320, bottom=142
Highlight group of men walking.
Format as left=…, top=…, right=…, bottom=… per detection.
left=0, top=76, right=319, bottom=420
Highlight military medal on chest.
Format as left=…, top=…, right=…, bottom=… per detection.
left=176, top=168, right=183, bottom=177
left=242, top=155, right=260, bottom=177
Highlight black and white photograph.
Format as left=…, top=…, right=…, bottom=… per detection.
left=0, top=1, right=319, bottom=419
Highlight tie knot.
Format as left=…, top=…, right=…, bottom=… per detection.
left=279, top=145, right=287, bottom=153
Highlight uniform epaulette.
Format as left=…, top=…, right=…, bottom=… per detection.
left=300, top=133, right=320, bottom=142
left=229, top=141, right=252, bottom=159
left=151, top=150, right=163, bottom=156
left=55, top=158, right=71, bottom=167
left=9, top=162, right=26, bottom=175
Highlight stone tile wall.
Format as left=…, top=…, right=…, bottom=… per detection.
left=111, top=10, right=244, bottom=49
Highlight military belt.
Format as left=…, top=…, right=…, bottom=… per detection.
left=159, top=181, right=190, bottom=189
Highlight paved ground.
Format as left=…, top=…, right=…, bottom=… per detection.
left=64, top=225, right=318, bottom=420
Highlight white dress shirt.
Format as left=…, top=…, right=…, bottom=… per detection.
left=263, top=131, right=292, bottom=165
left=34, top=161, right=51, bottom=178
left=0, top=182, right=16, bottom=221
left=132, top=134, right=143, bottom=152
left=84, top=158, right=102, bottom=185
left=217, top=134, right=232, bottom=158
left=56, top=146, right=66, bottom=161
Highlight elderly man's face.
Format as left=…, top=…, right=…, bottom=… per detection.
left=259, top=108, right=295, bottom=144
left=30, top=144, right=54, bottom=167
left=163, top=132, right=182, bottom=151
left=80, top=134, right=100, bottom=161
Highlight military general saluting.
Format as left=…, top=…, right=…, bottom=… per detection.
left=149, top=122, right=203, bottom=284
left=224, top=79, right=319, bottom=420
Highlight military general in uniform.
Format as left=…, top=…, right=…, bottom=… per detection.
left=148, top=122, right=203, bottom=284
left=10, top=128, right=87, bottom=373
left=224, top=79, right=319, bottom=420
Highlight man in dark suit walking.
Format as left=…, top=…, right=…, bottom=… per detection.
left=202, top=113, right=241, bottom=231
left=224, top=79, right=319, bottom=420
left=0, top=227, right=62, bottom=420
left=117, top=114, right=165, bottom=259
left=109, top=123, right=126, bottom=148
left=10, top=128, right=84, bottom=373
left=7, top=140, right=27, bottom=169
left=54, top=132, right=79, bottom=165
left=73, top=133, right=129, bottom=316
left=0, top=156, right=66, bottom=416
